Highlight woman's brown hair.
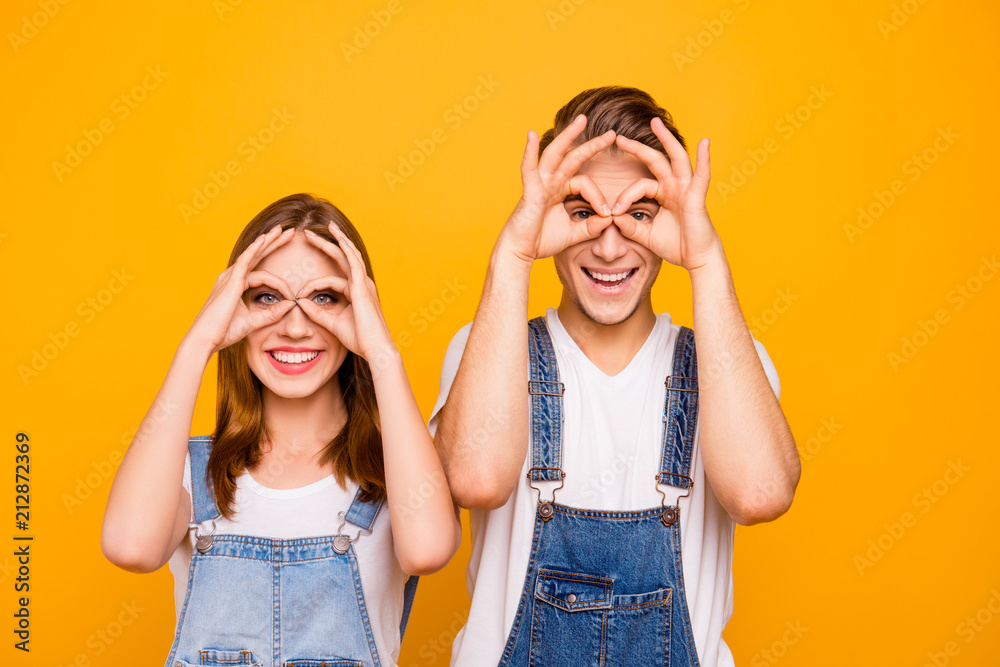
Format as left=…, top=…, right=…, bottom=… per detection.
left=207, top=193, right=384, bottom=519
left=538, top=86, right=687, bottom=157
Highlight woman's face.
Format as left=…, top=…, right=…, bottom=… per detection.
left=244, top=229, right=349, bottom=399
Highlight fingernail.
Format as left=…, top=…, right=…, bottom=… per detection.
left=612, top=203, right=622, bottom=214
left=602, top=205, right=611, bottom=216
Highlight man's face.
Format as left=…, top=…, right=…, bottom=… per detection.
left=554, top=150, right=663, bottom=326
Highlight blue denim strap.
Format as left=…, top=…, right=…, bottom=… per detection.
left=187, top=436, right=221, bottom=523
left=399, top=574, right=420, bottom=639
left=527, top=317, right=565, bottom=482
left=658, top=326, right=699, bottom=488
left=344, top=486, right=384, bottom=532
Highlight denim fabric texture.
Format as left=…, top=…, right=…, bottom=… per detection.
left=499, top=318, right=702, bottom=667
left=164, top=437, right=417, bottom=667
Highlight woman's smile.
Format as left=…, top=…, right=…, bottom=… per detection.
left=265, top=346, right=325, bottom=375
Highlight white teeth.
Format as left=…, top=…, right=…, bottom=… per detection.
left=587, top=269, right=631, bottom=282
left=269, top=350, right=320, bottom=364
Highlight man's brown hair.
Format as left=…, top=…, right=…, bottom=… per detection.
left=538, top=86, right=687, bottom=157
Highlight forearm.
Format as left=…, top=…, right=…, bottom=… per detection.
left=690, top=248, right=800, bottom=525
left=434, top=235, right=533, bottom=509
left=101, top=334, right=212, bottom=571
left=369, top=350, right=461, bottom=575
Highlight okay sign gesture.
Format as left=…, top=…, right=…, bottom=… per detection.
left=610, top=118, right=723, bottom=272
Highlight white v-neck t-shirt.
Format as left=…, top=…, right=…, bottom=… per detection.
left=167, top=454, right=409, bottom=666
left=428, top=309, right=781, bottom=667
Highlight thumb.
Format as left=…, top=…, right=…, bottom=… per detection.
left=248, top=299, right=295, bottom=331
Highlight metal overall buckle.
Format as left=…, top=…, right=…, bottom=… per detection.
left=191, top=518, right=217, bottom=553
left=527, top=468, right=565, bottom=521
left=655, top=475, right=693, bottom=527
left=332, top=511, right=374, bottom=554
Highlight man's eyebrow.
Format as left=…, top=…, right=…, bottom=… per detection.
left=562, top=194, right=660, bottom=206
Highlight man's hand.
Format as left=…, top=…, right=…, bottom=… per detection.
left=610, top=118, right=723, bottom=273
left=499, top=114, right=618, bottom=264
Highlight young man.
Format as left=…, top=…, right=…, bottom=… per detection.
left=430, top=87, right=800, bottom=667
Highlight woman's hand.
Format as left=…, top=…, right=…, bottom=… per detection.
left=296, top=225, right=396, bottom=366
left=187, top=226, right=298, bottom=354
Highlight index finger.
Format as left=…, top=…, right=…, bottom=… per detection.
left=537, top=114, right=588, bottom=174
left=246, top=270, right=296, bottom=301
left=613, top=134, right=676, bottom=185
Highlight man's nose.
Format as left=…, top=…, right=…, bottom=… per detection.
left=591, top=222, right=629, bottom=262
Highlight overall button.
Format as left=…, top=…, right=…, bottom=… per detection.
left=538, top=503, right=554, bottom=521
left=566, top=593, right=577, bottom=603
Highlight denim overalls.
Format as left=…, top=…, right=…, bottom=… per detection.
left=164, top=437, right=418, bottom=667
left=498, top=318, right=702, bottom=667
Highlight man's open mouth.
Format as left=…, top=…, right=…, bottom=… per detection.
left=583, top=268, right=637, bottom=288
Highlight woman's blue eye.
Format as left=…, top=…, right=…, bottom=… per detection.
left=253, top=292, right=280, bottom=306
left=312, top=292, right=338, bottom=305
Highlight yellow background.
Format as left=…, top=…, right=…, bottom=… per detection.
left=3, top=1, right=998, bottom=665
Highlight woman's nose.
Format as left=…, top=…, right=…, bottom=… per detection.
left=276, top=299, right=312, bottom=337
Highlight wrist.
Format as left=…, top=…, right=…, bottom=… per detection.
left=687, top=243, right=730, bottom=282
left=178, top=332, right=217, bottom=366
left=365, top=344, right=403, bottom=378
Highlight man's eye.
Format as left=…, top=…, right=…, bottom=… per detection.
left=253, top=292, right=281, bottom=306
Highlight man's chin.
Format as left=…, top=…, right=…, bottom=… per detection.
left=575, top=295, right=644, bottom=327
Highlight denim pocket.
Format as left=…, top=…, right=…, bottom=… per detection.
left=195, top=648, right=262, bottom=666
left=529, top=569, right=672, bottom=666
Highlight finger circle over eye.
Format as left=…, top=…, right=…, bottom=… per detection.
left=567, top=175, right=610, bottom=216
left=612, top=178, right=660, bottom=215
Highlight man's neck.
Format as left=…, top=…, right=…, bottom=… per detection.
left=556, top=296, right=658, bottom=376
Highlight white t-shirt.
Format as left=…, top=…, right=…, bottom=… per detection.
left=428, top=309, right=781, bottom=667
left=168, top=451, right=409, bottom=667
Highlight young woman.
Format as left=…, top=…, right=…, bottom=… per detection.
left=101, top=193, right=461, bottom=667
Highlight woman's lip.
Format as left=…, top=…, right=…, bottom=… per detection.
left=267, top=346, right=322, bottom=352
left=266, top=350, right=324, bottom=375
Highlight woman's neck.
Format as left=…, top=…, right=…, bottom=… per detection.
left=250, top=377, right=348, bottom=488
